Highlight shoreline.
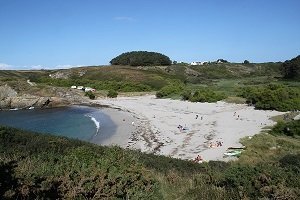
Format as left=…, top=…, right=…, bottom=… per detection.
left=0, top=96, right=285, bottom=162
left=93, top=95, right=284, bottom=162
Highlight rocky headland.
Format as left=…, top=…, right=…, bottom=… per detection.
left=0, top=84, right=89, bottom=110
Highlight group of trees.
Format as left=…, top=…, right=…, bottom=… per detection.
left=110, top=51, right=172, bottom=66
left=281, top=55, right=300, bottom=80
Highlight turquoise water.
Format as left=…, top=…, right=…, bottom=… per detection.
left=0, top=106, right=117, bottom=144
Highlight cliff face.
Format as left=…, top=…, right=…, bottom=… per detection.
left=0, top=85, right=86, bottom=110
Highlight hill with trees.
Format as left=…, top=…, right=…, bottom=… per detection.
left=1, top=57, right=300, bottom=111
left=110, top=51, right=172, bottom=66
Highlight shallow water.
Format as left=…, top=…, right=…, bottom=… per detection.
left=0, top=106, right=117, bottom=143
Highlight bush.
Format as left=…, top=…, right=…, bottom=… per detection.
left=181, top=89, right=192, bottom=101
left=279, top=154, right=300, bottom=172
left=156, top=81, right=184, bottom=98
left=238, top=84, right=300, bottom=111
left=107, top=90, right=118, bottom=98
left=189, top=87, right=226, bottom=103
left=270, top=120, right=300, bottom=137
left=85, top=91, right=95, bottom=99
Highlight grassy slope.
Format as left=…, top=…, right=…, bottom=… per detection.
left=0, top=62, right=284, bottom=94
left=1, top=122, right=300, bottom=199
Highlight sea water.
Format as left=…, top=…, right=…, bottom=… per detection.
left=0, top=106, right=117, bottom=144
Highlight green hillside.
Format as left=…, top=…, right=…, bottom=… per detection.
left=1, top=62, right=300, bottom=111
left=1, top=120, right=300, bottom=199
left=0, top=62, right=282, bottom=93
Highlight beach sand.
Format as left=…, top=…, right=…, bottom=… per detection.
left=94, top=95, right=284, bottom=161
left=91, top=107, right=136, bottom=148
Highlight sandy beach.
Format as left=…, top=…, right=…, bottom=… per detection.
left=93, top=107, right=136, bottom=148
left=94, top=95, right=284, bottom=161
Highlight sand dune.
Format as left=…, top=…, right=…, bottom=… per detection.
left=95, top=95, right=283, bottom=161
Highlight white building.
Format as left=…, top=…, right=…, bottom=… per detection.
left=191, top=61, right=208, bottom=65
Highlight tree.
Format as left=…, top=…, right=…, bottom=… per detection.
left=244, top=60, right=250, bottom=64
left=217, top=59, right=229, bottom=63
left=281, top=55, right=300, bottom=80
left=110, top=51, right=172, bottom=66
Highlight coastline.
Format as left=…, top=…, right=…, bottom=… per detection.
left=90, top=107, right=138, bottom=149
left=93, top=95, right=284, bottom=162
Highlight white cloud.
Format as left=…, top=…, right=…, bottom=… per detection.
left=113, top=16, right=135, bottom=21
left=0, top=63, right=13, bottom=70
left=28, top=64, right=84, bottom=70
left=0, top=63, right=84, bottom=70
left=50, top=64, right=83, bottom=69
left=29, top=65, right=44, bottom=70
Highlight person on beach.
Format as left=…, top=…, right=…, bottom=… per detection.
left=177, top=125, right=183, bottom=131
left=194, top=155, right=203, bottom=163
left=201, top=116, right=203, bottom=120
left=217, top=141, right=223, bottom=147
left=196, top=114, right=198, bottom=119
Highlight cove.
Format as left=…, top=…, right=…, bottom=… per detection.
left=0, top=106, right=117, bottom=144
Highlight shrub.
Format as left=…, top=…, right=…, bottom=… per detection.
left=270, top=120, right=300, bottom=137
left=107, top=90, right=118, bottom=98
left=238, top=84, right=300, bottom=111
left=189, top=87, right=226, bottom=103
left=279, top=154, right=300, bottom=172
left=181, top=89, right=192, bottom=101
left=85, top=91, right=95, bottom=99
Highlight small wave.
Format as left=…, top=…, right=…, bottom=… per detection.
left=86, top=115, right=100, bottom=135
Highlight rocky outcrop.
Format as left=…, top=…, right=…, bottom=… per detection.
left=0, top=84, right=90, bottom=110
left=0, top=85, right=17, bottom=99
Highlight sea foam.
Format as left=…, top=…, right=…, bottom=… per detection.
left=86, top=115, right=100, bottom=134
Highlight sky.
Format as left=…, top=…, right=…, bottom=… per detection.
left=0, top=0, right=300, bottom=69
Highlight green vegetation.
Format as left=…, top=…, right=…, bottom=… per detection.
left=35, top=77, right=153, bottom=93
left=1, top=56, right=300, bottom=199
left=238, top=84, right=300, bottom=111
left=1, top=124, right=300, bottom=199
left=1, top=56, right=299, bottom=111
left=107, top=90, right=118, bottom=98
left=85, top=91, right=95, bottom=99
left=281, top=55, right=300, bottom=80
left=110, top=51, right=172, bottom=66
left=270, top=120, right=300, bottom=137
left=184, top=87, right=226, bottom=103
left=0, top=127, right=160, bottom=199
left=155, top=80, right=184, bottom=98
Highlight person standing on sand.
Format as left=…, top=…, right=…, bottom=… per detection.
left=196, top=114, right=198, bottom=119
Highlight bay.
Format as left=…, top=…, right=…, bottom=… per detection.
left=0, top=106, right=117, bottom=143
